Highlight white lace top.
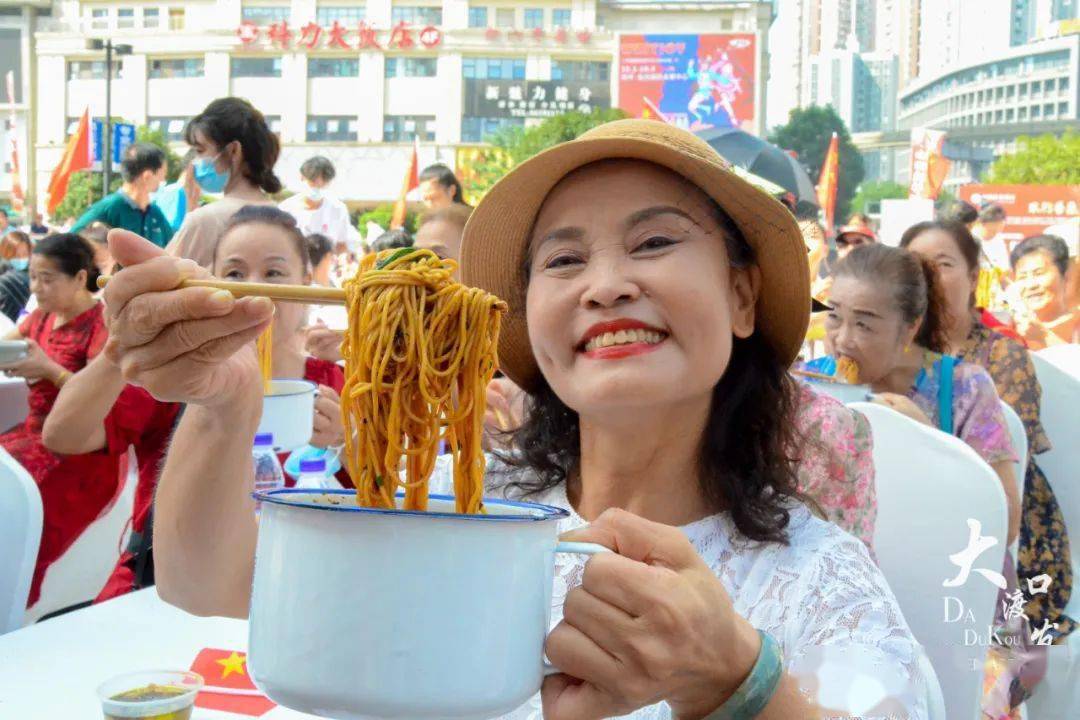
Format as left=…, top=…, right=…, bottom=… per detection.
left=428, top=457, right=931, bottom=719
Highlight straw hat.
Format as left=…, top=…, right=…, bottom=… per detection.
left=461, top=119, right=810, bottom=392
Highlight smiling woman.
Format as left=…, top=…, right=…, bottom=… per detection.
left=104, top=120, right=932, bottom=720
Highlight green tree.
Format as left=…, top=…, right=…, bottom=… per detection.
left=851, top=180, right=908, bottom=215
left=985, top=130, right=1080, bottom=185
left=463, top=109, right=628, bottom=200
left=51, top=171, right=121, bottom=223
left=357, top=203, right=418, bottom=235
left=50, top=121, right=181, bottom=222
left=768, top=105, right=865, bottom=221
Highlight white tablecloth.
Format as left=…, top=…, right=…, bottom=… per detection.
left=0, top=589, right=318, bottom=718
left=0, top=376, right=29, bottom=433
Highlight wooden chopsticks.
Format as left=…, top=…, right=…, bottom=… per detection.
left=97, top=276, right=347, bottom=306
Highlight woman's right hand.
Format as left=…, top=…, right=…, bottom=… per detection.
left=102, top=229, right=275, bottom=406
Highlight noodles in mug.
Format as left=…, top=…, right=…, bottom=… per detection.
left=341, top=248, right=506, bottom=514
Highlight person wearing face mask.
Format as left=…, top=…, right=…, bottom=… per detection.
left=280, top=156, right=362, bottom=253
left=0, top=231, right=33, bottom=322
left=70, top=143, right=173, bottom=247
left=165, top=98, right=281, bottom=268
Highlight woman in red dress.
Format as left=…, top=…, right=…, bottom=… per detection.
left=0, top=234, right=114, bottom=606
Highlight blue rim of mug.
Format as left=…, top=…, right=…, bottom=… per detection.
left=263, top=379, right=317, bottom=398
left=252, top=488, right=571, bottom=522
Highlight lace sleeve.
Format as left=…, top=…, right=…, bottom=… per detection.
left=787, top=534, right=931, bottom=719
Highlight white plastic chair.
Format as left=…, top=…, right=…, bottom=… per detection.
left=25, top=446, right=137, bottom=623
left=1024, top=351, right=1080, bottom=720
left=1035, top=345, right=1080, bottom=379
left=0, top=447, right=42, bottom=634
left=1029, top=352, right=1080, bottom=622
left=0, top=377, right=29, bottom=434
left=852, top=401, right=1008, bottom=720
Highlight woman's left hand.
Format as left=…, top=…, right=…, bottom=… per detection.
left=542, top=508, right=761, bottom=720
left=1, top=339, right=65, bottom=384
left=870, top=392, right=932, bottom=426
left=311, top=384, right=345, bottom=448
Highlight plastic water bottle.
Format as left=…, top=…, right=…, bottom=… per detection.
left=253, top=432, right=285, bottom=512
left=295, top=458, right=339, bottom=490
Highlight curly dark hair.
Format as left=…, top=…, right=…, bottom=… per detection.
left=499, top=202, right=811, bottom=545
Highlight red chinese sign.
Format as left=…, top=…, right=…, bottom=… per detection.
left=479, top=27, right=592, bottom=46
left=236, top=22, right=595, bottom=50
left=236, top=21, right=442, bottom=50
left=959, top=184, right=1080, bottom=243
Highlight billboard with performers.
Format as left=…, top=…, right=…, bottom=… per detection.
left=959, top=184, right=1080, bottom=245
left=618, top=33, right=756, bottom=131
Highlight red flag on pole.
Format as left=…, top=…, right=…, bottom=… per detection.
left=390, top=136, right=420, bottom=229
left=815, top=132, right=839, bottom=233
left=46, top=107, right=91, bottom=214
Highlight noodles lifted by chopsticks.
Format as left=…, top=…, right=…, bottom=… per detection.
left=341, top=248, right=506, bottom=514
left=256, top=324, right=273, bottom=393
left=836, top=356, right=860, bottom=384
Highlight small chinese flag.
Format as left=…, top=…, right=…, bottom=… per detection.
left=46, top=107, right=91, bottom=214
left=190, top=648, right=277, bottom=716
left=391, top=136, right=420, bottom=229
left=815, top=132, right=839, bottom=233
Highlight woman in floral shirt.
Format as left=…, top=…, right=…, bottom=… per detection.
left=792, top=383, right=876, bottom=550
left=902, top=221, right=1073, bottom=642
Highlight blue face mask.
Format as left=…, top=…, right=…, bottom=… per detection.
left=9, top=258, right=28, bottom=271
left=193, top=152, right=230, bottom=193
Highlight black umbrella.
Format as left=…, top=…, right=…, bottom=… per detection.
left=695, top=127, right=818, bottom=212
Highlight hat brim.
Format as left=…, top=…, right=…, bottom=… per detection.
left=461, top=125, right=811, bottom=392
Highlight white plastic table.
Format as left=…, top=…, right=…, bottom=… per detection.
left=0, top=588, right=317, bottom=718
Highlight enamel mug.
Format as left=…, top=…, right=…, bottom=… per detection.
left=247, top=489, right=605, bottom=719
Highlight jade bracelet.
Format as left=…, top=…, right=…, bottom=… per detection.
left=701, top=629, right=783, bottom=720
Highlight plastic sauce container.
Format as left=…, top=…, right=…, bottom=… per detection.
left=97, top=670, right=203, bottom=719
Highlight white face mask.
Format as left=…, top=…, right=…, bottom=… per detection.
left=306, top=186, right=324, bottom=202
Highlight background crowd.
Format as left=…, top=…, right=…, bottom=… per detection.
left=1, top=95, right=1077, bottom=719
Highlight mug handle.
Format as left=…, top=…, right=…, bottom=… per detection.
left=543, top=541, right=612, bottom=677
